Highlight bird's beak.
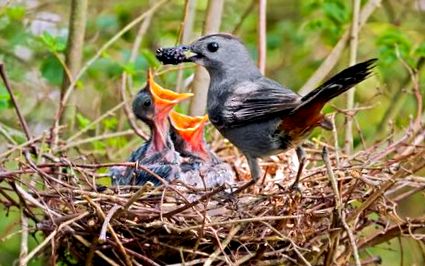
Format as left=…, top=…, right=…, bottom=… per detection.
left=147, top=69, right=193, bottom=118
left=183, top=49, right=200, bottom=62
left=184, top=45, right=204, bottom=62
left=169, top=110, right=209, bottom=143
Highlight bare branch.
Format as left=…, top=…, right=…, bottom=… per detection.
left=257, top=0, right=267, bottom=74
left=189, top=0, right=224, bottom=116
left=299, top=0, right=382, bottom=95
left=51, top=0, right=167, bottom=144
left=176, top=0, right=196, bottom=92
left=344, top=0, right=361, bottom=154
left=0, top=64, right=32, bottom=141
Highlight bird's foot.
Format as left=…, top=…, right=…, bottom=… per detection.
left=220, top=190, right=238, bottom=204
left=289, top=181, right=304, bottom=196
left=276, top=181, right=304, bottom=195
left=219, top=180, right=255, bottom=203
left=289, top=181, right=300, bottom=191
left=231, top=180, right=256, bottom=195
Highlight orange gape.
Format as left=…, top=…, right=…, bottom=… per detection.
left=169, top=111, right=210, bottom=161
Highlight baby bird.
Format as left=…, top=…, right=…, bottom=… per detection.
left=169, top=110, right=235, bottom=189
left=110, top=70, right=192, bottom=186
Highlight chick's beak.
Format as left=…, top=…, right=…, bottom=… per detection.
left=169, top=111, right=208, bottom=143
left=147, top=70, right=193, bottom=117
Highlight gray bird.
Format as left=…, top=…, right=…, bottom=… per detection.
left=156, top=33, right=376, bottom=190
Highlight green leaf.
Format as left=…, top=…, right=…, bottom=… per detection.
left=414, top=42, right=425, bottom=58
left=39, top=32, right=66, bottom=52
left=40, top=54, right=63, bottom=85
left=92, top=140, right=106, bottom=150
left=6, top=6, right=26, bottom=21
left=367, top=212, right=380, bottom=222
left=304, top=19, right=324, bottom=32
left=76, top=113, right=92, bottom=129
left=102, top=117, right=118, bottom=130
left=0, top=85, right=11, bottom=110
left=122, top=62, right=136, bottom=75
left=141, top=49, right=160, bottom=68
left=323, top=1, right=348, bottom=25
left=377, top=29, right=412, bottom=64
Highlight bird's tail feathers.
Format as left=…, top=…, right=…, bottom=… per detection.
left=299, top=58, right=377, bottom=108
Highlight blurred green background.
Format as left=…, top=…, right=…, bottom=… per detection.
left=0, top=0, right=424, bottom=265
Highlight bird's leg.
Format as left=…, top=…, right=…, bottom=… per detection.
left=290, top=146, right=306, bottom=191
left=230, top=155, right=259, bottom=195
left=247, top=155, right=261, bottom=182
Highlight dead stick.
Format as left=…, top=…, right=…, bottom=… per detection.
left=257, top=0, right=267, bottom=74
left=322, top=147, right=360, bottom=266
left=299, top=0, right=382, bottom=94
left=204, top=225, right=241, bottom=266
left=0, top=64, right=31, bottom=140
left=84, top=196, right=132, bottom=266
left=344, top=0, right=361, bottom=154
left=120, top=73, right=148, bottom=140
left=99, top=204, right=121, bottom=242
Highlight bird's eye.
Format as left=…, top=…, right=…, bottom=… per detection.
left=143, top=99, right=151, bottom=107
left=207, top=42, right=219, bottom=53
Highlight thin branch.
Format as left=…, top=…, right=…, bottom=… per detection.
left=189, top=0, right=224, bottom=116
left=0, top=134, right=43, bottom=159
left=349, top=149, right=425, bottom=222
left=73, top=235, right=121, bottom=266
left=67, top=101, right=126, bottom=142
left=322, top=147, right=342, bottom=209
left=0, top=64, right=32, bottom=140
left=176, top=0, right=196, bottom=92
left=21, top=212, right=89, bottom=265
left=0, top=123, right=17, bottom=145
left=257, top=0, right=267, bottom=74
left=204, top=225, right=241, bottom=266
left=51, top=0, right=167, bottom=145
left=376, top=57, right=424, bottom=137
left=60, top=0, right=88, bottom=131
left=120, top=73, right=149, bottom=140
left=330, top=114, right=340, bottom=167
left=99, top=204, right=121, bottom=242
left=396, top=50, right=422, bottom=133
left=299, top=0, right=382, bottom=95
left=84, top=196, right=132, bottom=266
left=57, top=129, right=134, bottom=151
left=322, top=147, right=360, bottom=266
left=19, top=208, right=28, bottom=266
left=344, top=0, right=361, bottom=154
left=232, top=1, right=256, bottom=34
left=127, top=0, right=154, bottom=89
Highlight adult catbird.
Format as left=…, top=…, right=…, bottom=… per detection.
left=156, top=33, right=376, bottom=189
left=110, top=70, right=193, bottom=186
left=169, top=110, right=235, bottom=188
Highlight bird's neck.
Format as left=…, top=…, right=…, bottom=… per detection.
left=186, top=133, right=211, bottom=162
left=207, top=64, right=261, bottom=90
left=149, top=118, right=172, bottom=152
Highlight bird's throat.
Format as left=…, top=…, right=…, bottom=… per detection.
left=151, top=118, right=169, bottom=152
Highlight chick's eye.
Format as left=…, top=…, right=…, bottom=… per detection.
left=143, top=99, right=151, bottom=107
left=207, top=42, right=219, bottom=52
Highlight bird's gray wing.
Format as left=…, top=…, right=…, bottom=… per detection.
left=221, top=78, right=301, bottom=127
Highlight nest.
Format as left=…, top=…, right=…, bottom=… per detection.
left=0, top=122, right=424, bottom=265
